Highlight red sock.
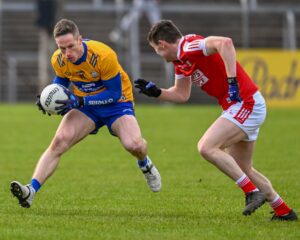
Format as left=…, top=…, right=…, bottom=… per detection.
left=236, top=174, right=258, bottom=194
left=271, top=195, right=291, bottom=216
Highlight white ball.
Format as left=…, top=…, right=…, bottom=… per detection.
left=40, top=84, right=69, bottom=115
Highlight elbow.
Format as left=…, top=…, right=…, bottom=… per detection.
left=223, top=37, right=233, bottom=45
left=226, top=37, right=233, bottom=44
left=220, top=37, right=234, bottom=49
left=178, top=93, right=190, bottom=103
left=181, top=95, right=190, bottom=103
left=176, top=88, right=191, bottom=103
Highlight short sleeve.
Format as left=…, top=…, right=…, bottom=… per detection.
left=174, top=65, right=188, bottom=80
left=182, top=39, right=208, bottom=57
left=98, top=52, right=120, bottom=81
left=51, top=52, right=66, bottom=78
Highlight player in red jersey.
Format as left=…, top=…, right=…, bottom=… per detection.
left=134, top=20, right=297, bottom=221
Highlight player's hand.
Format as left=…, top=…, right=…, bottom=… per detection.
left=55, top=89, right=83, bottom=116
left=36, top=95, right=51, bottom=116
left=134, top=79, right=161, bottom=97
left=228, top=77, right=242, bottom=102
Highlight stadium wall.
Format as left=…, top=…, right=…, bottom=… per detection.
left=0, top=0, right=299, bottom=106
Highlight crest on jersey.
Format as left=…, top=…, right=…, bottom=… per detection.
left=177, top=60, right=192, bottom=71
left=90, top=71, right=99, bottom=78
left=76, top=70, right=86, bottom=79
left=64, top=71, right=72, bottom=77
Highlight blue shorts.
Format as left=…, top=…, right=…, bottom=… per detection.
left=78, top=101, right=135, bottom=135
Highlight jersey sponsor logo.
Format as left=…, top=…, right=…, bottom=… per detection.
left=88, top=98, right=113, bottom=105
left=90, top=54, right=98, bottom=68
left=57, top=53, right=65, bottom=67
left=191, top=69, right=209, bottom=87
left=82, top=83, right=97, bottom=88
left=73, top=80, right=105, bottom=93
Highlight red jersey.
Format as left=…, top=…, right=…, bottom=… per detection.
left=173, top=34, right=258, bottom=110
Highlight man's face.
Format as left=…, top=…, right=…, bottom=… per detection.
left=150, top=40, right=178, bottom=62
left=55, top=33, right=83, bottom=63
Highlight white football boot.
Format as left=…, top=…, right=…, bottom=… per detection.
left=10, top=181, right=36, bottom=208
left=141, top=163, right=162, bottom=192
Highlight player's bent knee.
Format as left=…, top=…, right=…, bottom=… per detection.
left=197, top=141, right=208, bottom=157
left=50, top=132, right=74, bottom=154
left=123, top=138, right=146, bottom=154
left=197, top=141, right=215, bottom=161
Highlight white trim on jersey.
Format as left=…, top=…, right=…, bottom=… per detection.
left=182, top=39, right=208, bottom=56
left=177, top=36, right=209, bottom=60
left=175, top=73, right=187, bottom=80
left=200, top=39, right=208, bottom=56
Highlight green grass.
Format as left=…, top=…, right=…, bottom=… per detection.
left=0, top=104, right=299, bottom=240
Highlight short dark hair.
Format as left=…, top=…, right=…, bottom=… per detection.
left=53, top=19, right=80, bottom=38
left=147, top=20, right=183, bottom=45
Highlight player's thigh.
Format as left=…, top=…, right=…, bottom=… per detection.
left=199, top=117, right=247, bottom=149
left=111, top=115, right=143, bottom=143
left=226, top=141, right=255, bottom=172
left=54, top=109, right=96, bottom=145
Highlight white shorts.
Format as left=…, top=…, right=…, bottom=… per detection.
left=221, top=91, right=266, bottom=141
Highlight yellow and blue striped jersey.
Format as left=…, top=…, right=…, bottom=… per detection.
left=51, top=39, right=133, bottom=102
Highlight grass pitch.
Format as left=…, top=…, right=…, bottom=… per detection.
left=0, top=104, right=299, bottom=240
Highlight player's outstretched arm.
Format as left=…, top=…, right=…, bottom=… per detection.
left=134, top=76, right=191, bottom=103
left=134, top=79, right=162, bottom=97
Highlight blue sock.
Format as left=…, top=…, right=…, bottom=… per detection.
left=31, top=179, right=41, bottom=193
left=138, top=157, right=149, bottom=168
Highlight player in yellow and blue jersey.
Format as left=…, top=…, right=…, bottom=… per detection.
left=10, top=19, right=161, bottom=208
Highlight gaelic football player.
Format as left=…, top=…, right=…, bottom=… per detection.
left=135, top=20, right=297, bottom=221
left=10, top=19, right=161, bottom=208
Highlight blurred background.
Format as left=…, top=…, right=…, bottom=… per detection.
left=0, top=0, right=299, bottom=106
